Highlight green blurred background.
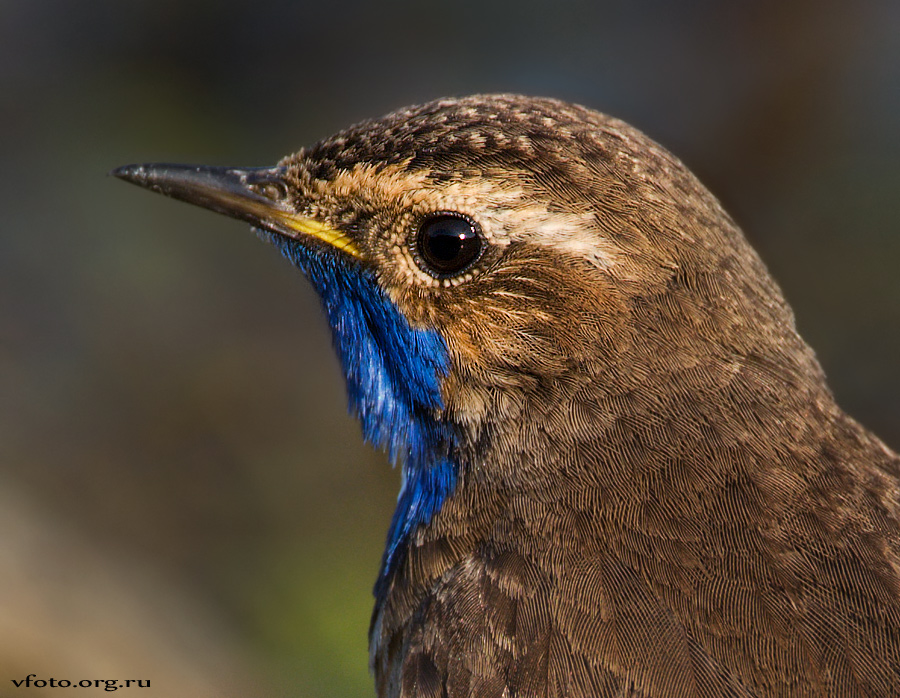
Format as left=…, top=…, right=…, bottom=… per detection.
left=1, top=1, right=898, bottom=696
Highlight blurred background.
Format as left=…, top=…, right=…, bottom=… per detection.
left=1, top=0, right=898, bottom=696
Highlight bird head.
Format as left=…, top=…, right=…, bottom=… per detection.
left=114, top=94, right=826, bottom=587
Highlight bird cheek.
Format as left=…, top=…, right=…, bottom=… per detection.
left=440, top=371, right=494, bottom=429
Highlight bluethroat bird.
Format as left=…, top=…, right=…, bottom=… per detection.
left=115, top=95, right=900, bottom=697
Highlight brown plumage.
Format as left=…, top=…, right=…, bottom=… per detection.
left=115, top=95, right=900, bottom=697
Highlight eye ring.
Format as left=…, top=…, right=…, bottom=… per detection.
left=412, top=211, right=484, bottom=279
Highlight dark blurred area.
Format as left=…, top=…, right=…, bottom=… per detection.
left=1, top=1, right=898, bottom=696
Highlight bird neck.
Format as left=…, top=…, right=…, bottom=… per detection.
left=262, top=233, right=463, bottom=596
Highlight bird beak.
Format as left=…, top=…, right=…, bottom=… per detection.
left=111, top=163, right=362, bottom=258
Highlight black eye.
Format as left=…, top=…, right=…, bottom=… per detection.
left=415, top=213, right=483, bottom=278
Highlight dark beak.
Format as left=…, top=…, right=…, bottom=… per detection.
left=111, top=163, right=361, bottom=257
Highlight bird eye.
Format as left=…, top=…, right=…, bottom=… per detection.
left=414, top=213, right=483, bottom=278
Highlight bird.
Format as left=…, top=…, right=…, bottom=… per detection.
left=113, top=94, right=900, bottom=697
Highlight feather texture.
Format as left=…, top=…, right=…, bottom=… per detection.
left=117, top=94, right=900, bottom=697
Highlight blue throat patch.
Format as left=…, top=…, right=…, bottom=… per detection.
left=260, top=232, right=460, bottom=598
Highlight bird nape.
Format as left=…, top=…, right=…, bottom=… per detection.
left=114, top=95, right=900, bottom=698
